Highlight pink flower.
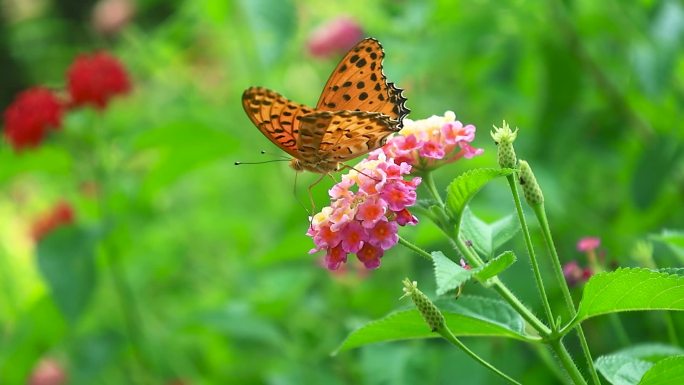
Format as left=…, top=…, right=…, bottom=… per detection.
left=357, top=243, right=383, bottom=269
left=307, top=17, right=364, bottom=58
left=28, top=358, right=67, bottom=385
left=324, top=245, right=347, bottom=270
left=367, top=220, right=398, bottom=250
left=356, top=198, right=387, bottom=228
left=371, top=111, right=484, bottom=172
left=3, top=87, right=64, bottom=151
left=577, top=237, right=600, bottom=252
left=563, top=261, right=593, bottom=287
left=340, top=221, right=366, bottom=253
left=307, top=154, right=421, bottom=270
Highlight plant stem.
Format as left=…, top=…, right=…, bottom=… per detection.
left=533, top=205, right=600, bottom=385
left=551, top=339, right=589, bottom=385
left=423, top=172, right=445, bottom=207
left=92, top=120, right=150, bottom=385
left=665, top=312, right=681, bottom=346
left=506, top=175, right=556, bottom=329
left=609, top=313, right=630, bottom=347
left=453, top=237, right=551, bottom=336
left=398, top=235, right=433, bottom=261
left=440, top=327, right=522, bottom=385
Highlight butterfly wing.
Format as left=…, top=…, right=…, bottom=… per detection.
left=297, top=110, right=396, bottom=164
left=315, top=38, right=409, bottom=127
left=242, top=86, right=315, bottom=158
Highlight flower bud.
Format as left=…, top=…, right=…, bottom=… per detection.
left=490, top=120, right=518, bottom=168
left=518, top=160, right=544, bottom=206
left=401, top=278, right=445, bottom=332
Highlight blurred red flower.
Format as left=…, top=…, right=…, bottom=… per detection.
left=31, top=201, right=75, bottom=241
left=307, top=17, right=364, bottom=58
left=28, top=358, right=67, bottom=385
left=2, top=87, right=63, bottom=151
left=67, top=52, right=131, bottom=109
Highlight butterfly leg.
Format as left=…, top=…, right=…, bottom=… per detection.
left=339, top=163, right=381, bottom=182
left=307, top=172, right=329, bottom=216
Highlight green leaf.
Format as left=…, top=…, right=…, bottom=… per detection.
left=460, top=207, right=520, bottom=257
left=445, top=168, right=515, bottom=230
left=37, top=226, right=99, bottom=324
left=595, top=344, right=684, bottom=385
left=650, top=229, right=684, bottom=263
left=432, top=251, right=473, bottom=295
left=576, top=268, right=684, bottom=323
left=474, top=251, right=517, bottom=281
left=335, top=295, right=531, bottom=353
left=639, top=356, right=684, bottom=385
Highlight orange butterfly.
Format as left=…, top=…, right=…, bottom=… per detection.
left=242, top=38, right=409, bottom=174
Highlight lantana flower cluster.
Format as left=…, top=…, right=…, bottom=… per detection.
left=370, top=111, right=483, bottom=171
left=2, top=52, right=130, bottom=151
left=308, top=153, right=421, bottom=270
left=308, top=111, right=485, bottom=271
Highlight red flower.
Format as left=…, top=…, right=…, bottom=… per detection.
left=31, top=201, right=75, bottom=241
left=307, top=17, right=364, bottom=58
left=3, top=87, right=63, bottom=151
left=67, top=52, right=131, bottom=109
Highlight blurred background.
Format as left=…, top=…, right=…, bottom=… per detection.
left=1, top=0, right=683, bottom=384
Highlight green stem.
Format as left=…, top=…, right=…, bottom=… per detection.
left=92, top=119, right=150, bottom=385
left=551, top=339, right=589, bottom=385
left=665, top=312, right=681, bottom=346
left=422, top=172, right=445, bottom=207
left=506, top=175, right=556, bottom=329
left=609, top=313, right=631, bottom=347
left=452, top=236, right=551, bottom=336
left=533, top=205, right=600, bottom=385
left=398, top=235, right=433, bottom=261
left=440, top=327, right=522, bottom=385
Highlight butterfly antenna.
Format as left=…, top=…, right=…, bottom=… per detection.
left=260, top=149, right=290, bottom=161
left=339, top=164, right=381, bottom=182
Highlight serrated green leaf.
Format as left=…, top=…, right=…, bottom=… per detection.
left=639, top=356, right=684, bottom=385
left=37, top=226, right=99, bottom=324
left=432, top=251, right=473, bottom=295
left=474, top=251, right=517, bottom=281
left=595, top=344, right=684, bottom=385
left=446, top=168, right=515, bottom=230
left=576, top=268, right=684, bottom=322
left=335, top=296, right=530, bottom=353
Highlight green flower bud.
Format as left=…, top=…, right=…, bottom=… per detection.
left=401, top=278, right=445, bottom=332
left=518, top=160, right=544, bottom=206
left=490, top=120, right=518, bottom=169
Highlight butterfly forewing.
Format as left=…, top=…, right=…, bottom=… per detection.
left=315, top=38, right=409, bottom=127
left=242, top=86, right=314, bottom=158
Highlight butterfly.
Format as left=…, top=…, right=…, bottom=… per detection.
left=241, top=38, right=409, bottom=174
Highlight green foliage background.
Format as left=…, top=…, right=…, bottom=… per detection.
left=1, top=0, right=683, bottom=384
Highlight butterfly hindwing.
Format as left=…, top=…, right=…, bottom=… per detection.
left=298, top=110, right=396, bottom=163
left=242, top=86, right=315, bottom=158
left=315, top=38, right=409, bottom=127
